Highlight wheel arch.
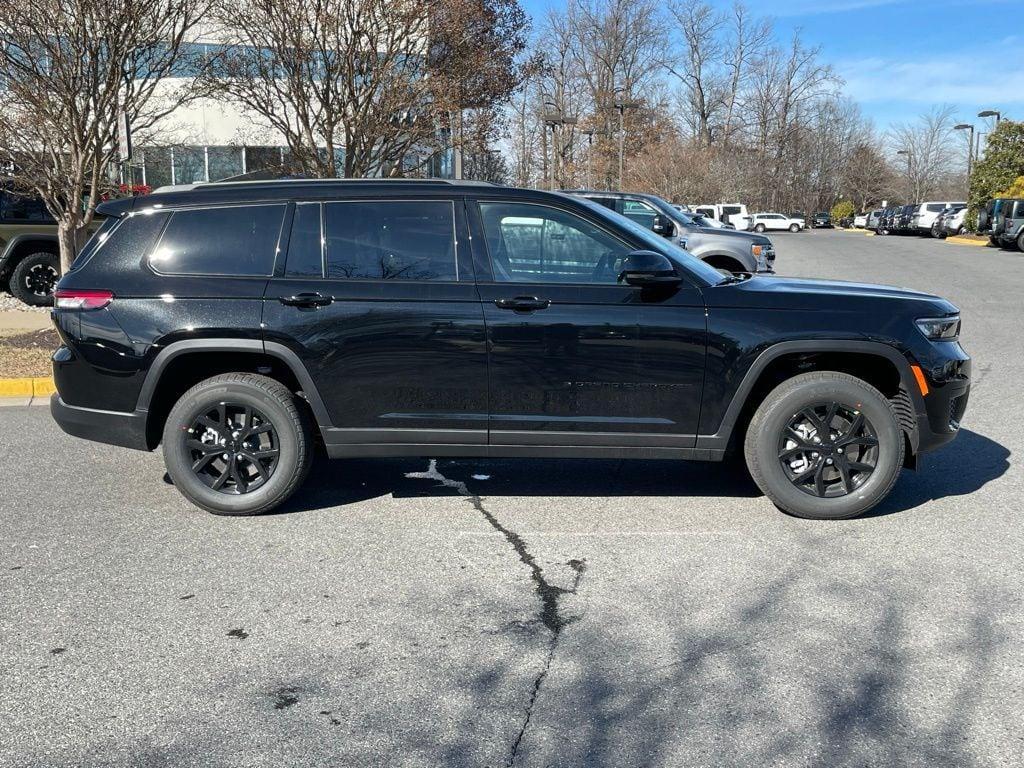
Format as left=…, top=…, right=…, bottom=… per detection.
left=697, top=340, right=924, bottom=457
left=0, top=234, right=59, bottom=280
left=136, top=339, right=331, bottom=449
left=701, top=252, right=749, bottom=272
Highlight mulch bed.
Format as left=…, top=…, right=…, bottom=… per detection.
left=0, top=328, right=60, bottom=379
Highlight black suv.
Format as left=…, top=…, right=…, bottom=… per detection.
left=50, top=180, right=971, bottom=520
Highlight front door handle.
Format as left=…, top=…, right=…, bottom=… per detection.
left=494, top=296, right=551, bottom=312
left=279, top=292, right=333, bottom=308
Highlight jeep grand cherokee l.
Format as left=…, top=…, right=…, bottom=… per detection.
left=50, top=179, right=971, bottom=520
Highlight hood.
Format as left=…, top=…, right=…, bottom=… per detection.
left=708, top=274, right=959, bottom=315
left=687, top=227, right=771, bottom=245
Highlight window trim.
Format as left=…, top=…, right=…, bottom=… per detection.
left=315, top=198, right=461, bottom=284
left=475, top=199, right=638, bottom=288
left=146, top=202, right=288, bottom=278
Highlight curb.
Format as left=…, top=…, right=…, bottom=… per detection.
left=0, top=376, right=55, bottom=399
left=945, top=236, right=989, bottom=248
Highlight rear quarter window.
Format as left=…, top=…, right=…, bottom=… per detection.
left=149, top=204, right=286, bottom=276
left=70, top=211, right=168, bottom=272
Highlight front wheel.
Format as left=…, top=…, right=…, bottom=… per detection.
left=744, top=372, right=904, bottom=519
left=9, top=252, right=60, bottom=306
left=162, top=373, right=313, bottom=515
left=789, top=223, right=800, bottom=233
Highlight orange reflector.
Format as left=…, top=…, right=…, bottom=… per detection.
left=910, top=364, right=929, bottom=396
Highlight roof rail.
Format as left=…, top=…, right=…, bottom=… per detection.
left=151, top=177, right=499, bottom=193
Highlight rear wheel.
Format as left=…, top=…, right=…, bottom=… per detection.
left=162, top=373, right=313, bottom=515
left=1017, top=232, right=1024, bottom=252
left=744, top=372, right=904, bottom=520
left=9, top=252, right=59, bottom=306
left=754, top=223, right=766, bottom=233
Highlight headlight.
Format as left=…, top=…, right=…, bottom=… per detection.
left=915, top=316, right=960, bottom=341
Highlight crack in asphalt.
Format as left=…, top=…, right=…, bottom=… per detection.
left=405, top=460, right=586, bottom=766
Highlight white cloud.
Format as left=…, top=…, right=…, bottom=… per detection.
left=838, top=39, right=1024, bottom=108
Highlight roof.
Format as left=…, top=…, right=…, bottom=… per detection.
left=95, top=178, right=561, bottom=217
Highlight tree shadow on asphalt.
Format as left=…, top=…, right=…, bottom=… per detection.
left=273, top=428, right=1009, bottom=518
left=43, top=539, right=1012, bottom=767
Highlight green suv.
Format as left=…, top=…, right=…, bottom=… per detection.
left=0, top=187, right=64, bottom=305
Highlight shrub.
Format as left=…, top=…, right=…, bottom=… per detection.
left=830, top=200, right=855, bottom=221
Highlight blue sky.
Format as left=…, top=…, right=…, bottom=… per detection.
left=518, top=0, right=1020, bottom=134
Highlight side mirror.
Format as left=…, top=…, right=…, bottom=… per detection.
left=651, top=213, right=674, bottom=237
left=618, top=250, right=681, bottom=287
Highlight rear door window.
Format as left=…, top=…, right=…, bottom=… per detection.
left=621, top=199, right=658, bottom=229
left=150, top=204, right=286, bottom=276
left=587, top=197, right=618, bottom=212
left=926, top=203, right=945, bottom=212
left=324, top=200, right=457, bottom=281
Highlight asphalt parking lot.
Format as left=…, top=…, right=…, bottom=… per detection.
left=2, top=230, right=1021, bottom=767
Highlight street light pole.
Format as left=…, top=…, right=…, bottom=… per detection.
left=613, top=99, right=641, bottom=190
left=897, top=149, right=912, bottom=201
left=978, top=109, right=1001, bottom=124
left=954, top=124, right=974, bottom=192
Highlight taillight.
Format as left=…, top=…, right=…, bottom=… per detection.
left=54, top=289, right=114, bottom=310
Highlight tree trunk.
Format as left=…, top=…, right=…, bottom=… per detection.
left=57, top=220, right=80, bottom=275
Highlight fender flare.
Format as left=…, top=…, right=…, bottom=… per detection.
left=698, top=251, right=750, bottom=269
left=0, top=233, right=60, bottom=271
left=695, top=339, right=924, bottom=451
left=135, top=338, right=332, bottom=427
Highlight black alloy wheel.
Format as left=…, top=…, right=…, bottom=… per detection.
left=186, top=402, right=280, bottom=494
left=777, top=402, right=879, bottom=498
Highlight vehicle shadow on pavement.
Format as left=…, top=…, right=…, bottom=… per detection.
left=273, top=455, right=761, bottom=515
left=867, top=428, right=1010, bottom=517
left=274, top=427, right=1009, bottom=517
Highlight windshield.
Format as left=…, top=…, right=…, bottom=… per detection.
left=571, top=196, right=728, bottom=286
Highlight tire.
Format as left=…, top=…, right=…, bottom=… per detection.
left=162, top=373, right=313, bottom=515
left=9, top=251, right=60, bottom=306
left=1017, top=232, right=1024, bottom=253
left=754, top=223, right=766, bottom=233
left=743, top=371, right=904, bottom=520
left=789, top=223, right=799, bottom=233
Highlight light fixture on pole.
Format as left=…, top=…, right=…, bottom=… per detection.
left=978, top=109, right=1001, bottom=124
left=954, top=123, right=975, bottom=187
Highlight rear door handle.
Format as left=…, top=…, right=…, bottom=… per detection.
left=494, top=296, right=551, bottom=312
left=279, top=292, right=333, bottom=308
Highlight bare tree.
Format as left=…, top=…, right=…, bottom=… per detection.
left=205, top=0, right=530, bottom=179
left=0, top=0, right=209, bottom=272
left=888, top=105, right=959, bottom=201
left=666, top=0, right=725, bottom=147
left=842, top=141, right=896, bottom=211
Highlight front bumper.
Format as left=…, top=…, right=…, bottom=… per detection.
left=50, top=394, right=150, bottom=451
left=914, top=355, right=971, bottom=454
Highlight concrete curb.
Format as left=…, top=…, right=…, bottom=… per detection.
left=0, top=376, right=55, bottom=399
left=945, top=236, right=989, bottom=248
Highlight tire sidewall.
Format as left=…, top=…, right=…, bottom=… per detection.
left=163, top=381, right=301, bottom=515
left=11, top=252, right=59, bottom=306
left=750, top=378, right=902, bottom=519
